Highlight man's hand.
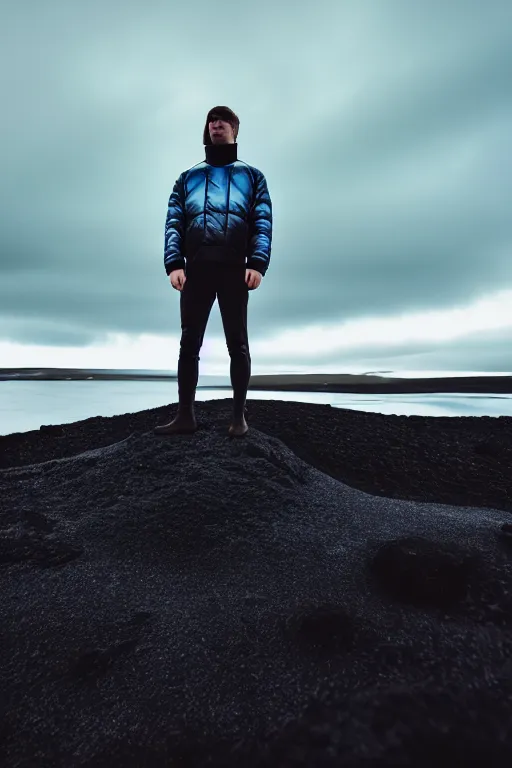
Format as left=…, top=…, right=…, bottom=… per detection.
left=170, top=269, right=186, bottom=291
left=245, top=269, right=262, bottom=290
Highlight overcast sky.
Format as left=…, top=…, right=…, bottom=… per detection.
left=1, top=0, right=512, bottom=376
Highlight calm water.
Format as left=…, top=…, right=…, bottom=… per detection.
left=1, top=378, right=511, bottom=436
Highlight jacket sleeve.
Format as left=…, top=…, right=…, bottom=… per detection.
left=247, top=170, right=272, bottom=276
left=164, top=174, right=186, bottom=275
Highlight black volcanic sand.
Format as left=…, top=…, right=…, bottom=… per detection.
left=1, top=398, right=512, bottom=767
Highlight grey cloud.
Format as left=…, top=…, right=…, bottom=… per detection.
left=1, top=0, right=511, bottom=371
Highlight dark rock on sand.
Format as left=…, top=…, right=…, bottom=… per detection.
left=0, top=398, right=512, bottom=767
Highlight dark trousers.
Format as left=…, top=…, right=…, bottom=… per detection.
left=177, top=261, right=251, bottom=418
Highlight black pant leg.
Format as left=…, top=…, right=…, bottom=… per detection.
left=177, top=264, right=217, bottom=408
left=216, top=265, right=251, bottom=418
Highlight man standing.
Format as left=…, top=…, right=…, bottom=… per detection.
left=154, top=106, right=273, bottom=438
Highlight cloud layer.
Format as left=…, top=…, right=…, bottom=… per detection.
left=2, top=0, right=511, bottom=372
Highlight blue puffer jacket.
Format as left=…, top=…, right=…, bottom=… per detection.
left=164, top=149, right=272, bottom=277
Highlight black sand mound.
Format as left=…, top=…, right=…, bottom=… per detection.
left=1, top=399, right=512, bottom=767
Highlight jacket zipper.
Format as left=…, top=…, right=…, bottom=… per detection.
left=224, top=167, right=232, bottom=240
left=204, top=170, right=208, bottom=235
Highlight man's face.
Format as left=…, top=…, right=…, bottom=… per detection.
left=209, top=117, right=236, bottom=144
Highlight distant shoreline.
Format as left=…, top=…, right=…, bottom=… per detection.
left=0, top=368, right=176, bottom=382
left=1, top=368, right=512, bottom=394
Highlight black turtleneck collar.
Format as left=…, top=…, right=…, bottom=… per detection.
left=205, top=142, right=238, bottom=167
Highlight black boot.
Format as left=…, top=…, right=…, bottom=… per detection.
left=228, top=350, right=250, bottom=437
left=228, top=410, right=248, bottom=437
left=154, top=355, right=198, bottom=435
